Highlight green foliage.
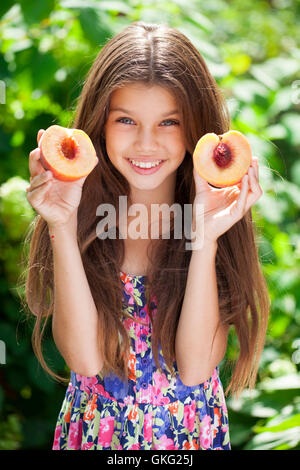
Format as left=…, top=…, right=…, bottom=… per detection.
left=0, top=0, right=299, bottom=450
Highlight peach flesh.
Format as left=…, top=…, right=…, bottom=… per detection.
left=39, top=125, right=98, bottom=182
left=193, top=130, right=252, bottom=187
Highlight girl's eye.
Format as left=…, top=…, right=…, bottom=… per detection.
left=161, top=119, right=179, bottom=126
left=116, top=117, right=179, bottom=126
left=117, top=117, right=134, bottom=125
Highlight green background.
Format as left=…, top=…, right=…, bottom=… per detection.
left=0, top=0, right=300, bottom=450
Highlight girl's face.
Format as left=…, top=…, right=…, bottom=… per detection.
left=104, top=82, right=187, bottom=193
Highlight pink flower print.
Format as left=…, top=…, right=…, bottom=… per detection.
left=82, top=441, right=94, bottom=450
left=52, top=425, right=62, bottom=450
left=183, top=400, right=196, bottom=433
left=144, top=411, right=153, bottom=442
left=123, top=395, right=134, bottom=405
left=199, top=415, right=212, bottom=450
left=153, top=370, right=169, bottom=389
left=152, top=370, right=170, bottom=404
left=153, top=434, right=176, bottom=450
left=221, top=392, right=228, bottom=414
left=124, top=282, right=135, bottom=305
left=222, top=424, right=229, bottom=433
left=138, top=383, right=153, bottom=403
left=67, top=421, right=82, bottom=449
left=135, top=325, right=149, bottom=353
left=93, top=383, right=117, bottom=401
left=123, top=317, right=134, bottom=331
left=128, top=443, right=141, bottom=450
left=212, top=368, right=220, bottom=395
left=76, top=374, right=98, bottom=393
left=98, top=416, right=115, bottom=447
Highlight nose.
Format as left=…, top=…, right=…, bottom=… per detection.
left=135, top=127, right=158, bottom=154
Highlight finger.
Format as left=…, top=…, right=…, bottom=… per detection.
left=235, top=174, right=249, bottom=214
left=26, top=179, right=53, bottom=208
left=37, top=129, right=45, bottom=146
left=193, top=168, right=210, bottom=193
left=248, top=166, right=256, bottom=193
left=29, top=148, right=47, bottom=180
left=247, top=166, right=263, bottom=202
left=26, top=171, right=53, bottom=192
left=251, top=156, right=259, bottom=180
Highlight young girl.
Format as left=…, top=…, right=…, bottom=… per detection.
left=24, top=21, right=270, bottom=450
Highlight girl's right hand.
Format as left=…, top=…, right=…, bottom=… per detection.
left=26, top=129, right=98, bottom=230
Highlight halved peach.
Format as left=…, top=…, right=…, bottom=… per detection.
left=39, top=125, right=98, bottom=182
left=193, top=130, right=252, bottom=187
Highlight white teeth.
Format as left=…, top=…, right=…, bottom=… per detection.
left=130, top=159, right=162, bottom=168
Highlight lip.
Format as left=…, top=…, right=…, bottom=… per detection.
left=126, top=158, right=165, bottom=175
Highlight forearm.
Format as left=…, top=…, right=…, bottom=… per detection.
left=50, top=218, right=103, bottom=376
left=175, top=240, right=228, bottom=386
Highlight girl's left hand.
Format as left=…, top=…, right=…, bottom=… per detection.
left=192, top=156, right=262, bottom=245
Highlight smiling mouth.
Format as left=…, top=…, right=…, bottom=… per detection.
left=126, top=158, right=165, bottom=173
left=126, top=158, right=165, bottom=167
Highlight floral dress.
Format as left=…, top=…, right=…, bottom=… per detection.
left=52, top=271, right=230, bottom=450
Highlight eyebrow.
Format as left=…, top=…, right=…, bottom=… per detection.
left=109, top=107, right=180, bottom=117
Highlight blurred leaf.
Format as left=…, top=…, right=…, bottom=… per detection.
left=178, top=24, right=221, bottom=62
left=26, top=356, right=56, bottom=394
left=0, top=177, right=35, bottom=241
left=254, top=414, right=300, bottom=433
left=250, top=64, right=279, bottom=90
left=262, top=57, right=300, bottom=81
left=182, top=11, right=213, bottom=33
left=31, top=51, right=58, bottom=89
left=281, top=114, right=300, bottom=146
left=61, top=0, right=132, bottom=14
left=291, top=160, right=300, bottom=186
left=20, top=0, right=55, bottom=25
left=258, top=193, right=286, bottom=224
left=245, top=426, right=300, bottom=450
left=265, top=124, right=288, bottom=140
left=259, top=374, right=300, bottom=391
left=0, top=414, right=23, bottom=450
left=93, top=1, right=132, bottom=14
left=274, top=180, right=300, bottom=209
left=270, top=314, right=292, bottom=338
left=268, top=87, right=297, bottom=118
left=272, top=232, right=294, bottom=260
left=0, top=0, right=15, bottom=18
left=226, top=53, right=251, bottom=75
left=250, top=57, right=300, bottom=91
left=78, top=8, right=113, bottom=46
left=266, top=358, right=297, bottom=377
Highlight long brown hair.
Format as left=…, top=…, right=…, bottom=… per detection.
left=20, top=21, right=270, bottom=397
